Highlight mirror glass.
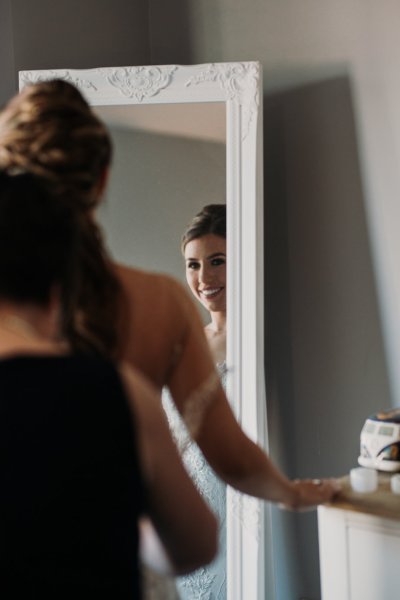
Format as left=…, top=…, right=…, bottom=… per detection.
left=19, top=63, right=269, bottom=600
left=97, top=102, right=226, bottom=323
left=96, top=102, right=226, bottom=324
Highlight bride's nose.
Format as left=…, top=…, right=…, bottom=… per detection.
left=199, top=264, right=213, bottom=285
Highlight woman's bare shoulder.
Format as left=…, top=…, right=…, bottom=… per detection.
left=113, top=262, right=197, bottom=310
left=112, top=262, right=206, bottom=383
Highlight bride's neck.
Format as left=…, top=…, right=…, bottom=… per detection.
left=205, top=311, right=226, bottom=364
left=208, top=310, right=226, bottom=334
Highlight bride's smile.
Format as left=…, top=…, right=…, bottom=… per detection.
left=200, top=286, right=224, bottom=298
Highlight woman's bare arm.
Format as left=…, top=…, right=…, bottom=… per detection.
left=196, top=387, right=339, bottom=508
left=119, top=364, right=218, bottom=574
left=166, top=283, right=340, bottom=509
left=116, top=270, right=339, bottom=510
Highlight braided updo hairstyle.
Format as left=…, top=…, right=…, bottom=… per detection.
left=0, top=79, right=119, bottom=356
left=0, top=79, right=111, bottom=210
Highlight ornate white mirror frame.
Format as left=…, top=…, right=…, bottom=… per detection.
left=19, top=62, right=272, bottom=600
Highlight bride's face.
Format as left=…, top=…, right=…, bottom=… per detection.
left=184, top=234, right=226, bottom=313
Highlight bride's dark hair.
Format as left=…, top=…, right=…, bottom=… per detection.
left=181, top=204, right=226, bottom=252
left=0, top=79, right=119, bottom=356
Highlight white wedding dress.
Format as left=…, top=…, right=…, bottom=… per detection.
left=161, top=362, right=228, bottom=600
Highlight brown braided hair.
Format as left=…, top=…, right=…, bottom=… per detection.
left=0, top=79, right=120, bottom=356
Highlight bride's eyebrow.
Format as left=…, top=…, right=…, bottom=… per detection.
left=185, top=252, right=226, bottom=261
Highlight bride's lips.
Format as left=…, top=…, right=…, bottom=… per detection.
left=200, top=287, right=224, bottom=299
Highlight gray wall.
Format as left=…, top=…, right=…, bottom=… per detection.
left=0, top=0, right=16, bottom=105
left=1, top=0, right=150, bottom=101
left=10, top=0, right=150, bottom=73
left=264, top=76, right=391, bottom=599
left=2, top=2, right=398, bottom=599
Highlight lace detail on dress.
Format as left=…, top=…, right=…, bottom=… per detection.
left=162, top=362, right=228, bottom=600
left=142, top=566, right=180, bottom=600
left=228, top=489, right=262, bottom=542
left=180, top=369, right=221, bottom=443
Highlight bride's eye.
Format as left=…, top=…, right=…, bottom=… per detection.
left=211, top=258, right=225, bottom=266
left=187, top=261, right=200, bottom=270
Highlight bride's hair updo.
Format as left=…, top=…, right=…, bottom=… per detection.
left=181, top=204, right=226, bottom=253
left=0, top=79, right=118, bottom=356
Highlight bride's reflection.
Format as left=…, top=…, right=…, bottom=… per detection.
left=183, top=205, right=226, bottom=365
left=96, top=103, right=226, bottom=286
left=163, top=205, right=227, bottom=599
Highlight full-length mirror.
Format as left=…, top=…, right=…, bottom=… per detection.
left=19, top=62, right=269, bottom=600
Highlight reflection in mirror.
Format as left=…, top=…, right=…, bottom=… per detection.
left=96, top=103, right=226, bottom=307
left=98, top=106, right=229, bottom=598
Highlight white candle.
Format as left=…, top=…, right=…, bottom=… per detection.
left=391, top=474, right=400, bottom=494
left=350, top=467, right=378, bottom=493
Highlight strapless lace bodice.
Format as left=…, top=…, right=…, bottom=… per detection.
left=162, top=362, right=227, bottom=600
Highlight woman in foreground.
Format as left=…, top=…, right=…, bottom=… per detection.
left=0, top=172, right=217, bottom=598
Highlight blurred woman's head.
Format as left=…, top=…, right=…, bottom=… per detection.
left=0, top=79, right=112, bottom=211
left=0, top=79, right=117, bottom=356
left=0, top=171, right=79, bottom=312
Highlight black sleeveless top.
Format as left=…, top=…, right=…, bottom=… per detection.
left=0, top=354, right=145, bottom=599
